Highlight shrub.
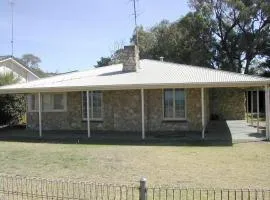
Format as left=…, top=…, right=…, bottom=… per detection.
left=0, top=72, right=26, bottom=125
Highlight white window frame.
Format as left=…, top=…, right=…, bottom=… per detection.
left=28, top=93, right=67, bottom=112
left=81, top=91, right=103, bottom=121
left=162, top=88, right=187, bottom=120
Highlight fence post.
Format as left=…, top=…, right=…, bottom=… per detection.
left=139, top=177, right=147, bottom=200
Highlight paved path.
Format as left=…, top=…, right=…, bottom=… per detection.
left=226, top=120, right=266, bottom=142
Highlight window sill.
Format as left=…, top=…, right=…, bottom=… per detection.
left=82, top=119, right=104, bottom=122
left=162, top=119, right=187, bottom=123
left=28, top=110, right=67, bottom=113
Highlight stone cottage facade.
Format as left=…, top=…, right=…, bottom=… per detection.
left=27, top=87, right=245, bottom=133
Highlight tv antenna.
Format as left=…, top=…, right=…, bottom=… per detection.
left=131, top=0, right=139, bottom=46
left=9, top=0, right=15, bottom=56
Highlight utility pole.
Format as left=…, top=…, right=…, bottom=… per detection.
left=9, top=0, right=15, bottom=57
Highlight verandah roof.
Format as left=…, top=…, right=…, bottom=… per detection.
left=0, top=59, right=269, bottom=94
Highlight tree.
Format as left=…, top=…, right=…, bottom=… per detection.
left=130, top=26, right=156, bottom=59
left=173, top=12, right=214, bottom=67
left=20, top=54, right=48, bottom=77
left=20, top=54, right=41, bottom=68
left=130, top=16, right=214, bottom=67
left=0, top=72, right=20, bottom=86
left=0, top=72, right=25, bottom=125
left=95, top=46, right=126, bottom=68
left=95, top=57, right=112, bottom=67
left=189, top=0, right=270, bottom=73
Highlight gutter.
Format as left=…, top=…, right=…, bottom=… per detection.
left=0, top=82, right=269, bottom=94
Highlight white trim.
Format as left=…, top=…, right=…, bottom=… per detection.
left=81, top=91, right=84, bottom=120
left=162, top=88, right=187, bottom=120
left=82, top=118, right=103, bottom=121
left=38, top=92, right=42, bottom=138
left=265, top=86, right=270, bottom=140
left=86, top=90, right=91, bottom=138
left=91, top=91, right=93, bottom=120
left=251, top=91, right=254, bottom=126
left=246, top=91, right=249, bottom=123
left=257, top=89, right=260, bottom=133
left=0, top=57, right=40, bottom=79
left=1, top=83, right=270, bottom=94
left=201, top=88, right=205, bottom=139
left=141, top=88, right=145, bottom=140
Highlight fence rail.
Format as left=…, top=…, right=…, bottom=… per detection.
left=0, top=175, right=269, bottom=200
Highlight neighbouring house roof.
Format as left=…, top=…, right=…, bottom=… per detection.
left=0, top=55, right=40, bottom=79
left=0, top=59, right=269, bottom=94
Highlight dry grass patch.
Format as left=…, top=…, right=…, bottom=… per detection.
left=0, top=141, right=269, bottom=188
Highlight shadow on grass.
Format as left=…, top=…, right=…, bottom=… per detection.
left=0, top=126, right=233, bottom=147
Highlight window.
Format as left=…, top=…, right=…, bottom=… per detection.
left=82, top=91, right=103, bottom=120
left=28, top=94, right=39, bottom=111
left=28, top=93, right=67, bottom=112
left=163, top=89, right=186, bottom=119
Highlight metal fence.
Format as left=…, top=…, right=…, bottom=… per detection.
left=0, top=175, right=269, bottom=200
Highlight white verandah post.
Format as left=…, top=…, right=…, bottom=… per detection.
left=265, top=86, right=270, bottom=140
left=141, top=88, right=145, bottom=140
left=251, top=90, right=254, bottom=126
left=201, top=88, right=205, bottom=139
left=38, top=92, right=42, bottom=138
left=246, top=91, right=249, bottom=123
left=257, top=89, right=260, bottom=133
left=86, top=90, right=91, bottom=138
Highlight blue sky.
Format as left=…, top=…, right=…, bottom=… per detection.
left=0, top=0, right=189, bottom=73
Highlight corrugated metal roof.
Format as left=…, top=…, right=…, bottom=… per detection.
left=0, top=59, right=269, bottom=93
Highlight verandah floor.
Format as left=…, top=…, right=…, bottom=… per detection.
left=206, top=120, right=266, bottom=142
left=0, top=120, right=266, bottom=145
left=0, top=127, right=211, bottom=145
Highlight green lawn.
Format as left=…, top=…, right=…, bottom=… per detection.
left=0, top=141, right=269, bottom=189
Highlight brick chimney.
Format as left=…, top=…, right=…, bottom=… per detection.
left=122, top=45, right=139, bottom=72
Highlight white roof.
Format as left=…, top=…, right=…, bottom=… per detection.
left=0, top=59, right=269, bottom=94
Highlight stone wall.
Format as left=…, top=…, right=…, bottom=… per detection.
left=103, top=90, right=142, bottom=132
left=27, top=89, right=208, bottom=132
left=209, top=88, right=245, bottom=120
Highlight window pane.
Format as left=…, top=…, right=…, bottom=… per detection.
left=34, top=95, right=39, bottom=110
left=164, top=89, right=173, bottom=118
left=54, top=94, right=64, bottom=110
left=175, top=89, right=185, bottom=118
left=42, top=94, right=52, bottom=110
left=82, top=92, right=87, bottom=118
left=93, top=91, right=102, bottom=118
left=29, top=95, right=37, bottom=111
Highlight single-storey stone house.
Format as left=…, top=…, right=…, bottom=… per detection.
left=0, top=46, right=269, bottom=140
